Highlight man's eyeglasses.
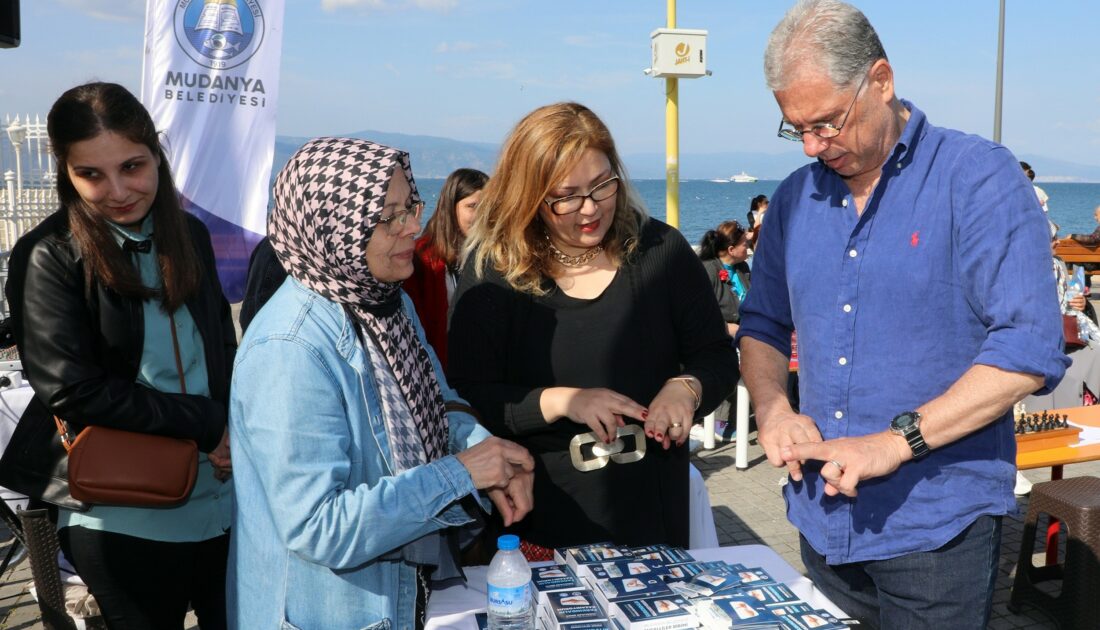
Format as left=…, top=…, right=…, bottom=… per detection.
left=777, top=72, right=869, bottom=143
left=378, top=200, right=425, bottom=235
left=544, top=176, right=620, bottom=216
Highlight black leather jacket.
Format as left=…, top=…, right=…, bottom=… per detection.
left=4, top=209, right=235, bottom=454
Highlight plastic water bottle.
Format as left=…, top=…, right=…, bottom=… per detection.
left=486, top=534, right=533, bottom=630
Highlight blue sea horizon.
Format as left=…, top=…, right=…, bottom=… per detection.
left=416, top=179, right=1100, bottom=246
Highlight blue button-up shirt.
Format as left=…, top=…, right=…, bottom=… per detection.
left=738, top=101, right=1069, bottom=564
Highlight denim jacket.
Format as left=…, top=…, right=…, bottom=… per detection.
left=227, top=278, right=491, bottom=630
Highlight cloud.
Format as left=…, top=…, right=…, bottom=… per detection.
left=433, top=61, right=516, bottom=81
left=62, top=46, right=142, bottom=66
left=321, top=0, right=457, bottom=11
left=435, top=40, right=505, bottom=54
left=59, top=0, right=144, bottom=22
left=564, top=35, right=597, bottom=47
left=522, top=71, right=636, bottom=92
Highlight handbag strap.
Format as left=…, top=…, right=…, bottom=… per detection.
left=168, top=312, right=187, bottom=395
left=443, top=401, right=482, bottom=421
left=56, top=310, right=189, bottom=452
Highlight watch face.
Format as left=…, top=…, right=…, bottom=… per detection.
left=892, top=412, right=919, bottom=431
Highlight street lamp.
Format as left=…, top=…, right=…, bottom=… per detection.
left=5, top=118, right=26, bottom=194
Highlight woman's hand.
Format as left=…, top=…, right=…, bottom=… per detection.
left=456, top=436, right=534, bottom=490
left=1069, top=295, right=1087, bottom=312
left=208, top=428, right=232, bottom=481
left=487, top=471, right=535, bottom=526
left=456, top=437, right=535, bottom=526
left=541, top=387, right=647, bottom=444
left=645, top=377, right=700, bottom=449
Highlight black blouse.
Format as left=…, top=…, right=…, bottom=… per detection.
left=448, top=217, right=738, bottom=549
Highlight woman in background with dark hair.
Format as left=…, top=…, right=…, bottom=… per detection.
left=699, top=221, right=752, bottom=337
left=0, top=82, right=235, bottom=628
left=403, top=168, right=489, bottom=366
left=746, top=195, right=768, bottom=249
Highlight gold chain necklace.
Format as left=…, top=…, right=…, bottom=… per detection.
left=546, top=236, right=603, bottom=267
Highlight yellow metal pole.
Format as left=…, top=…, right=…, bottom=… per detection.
left=665, top=0, right=679, bottom=228
left=666, top=78, right=679, bottom=228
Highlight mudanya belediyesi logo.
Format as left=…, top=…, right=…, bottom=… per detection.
left=174, top=0, right=265, bottom=70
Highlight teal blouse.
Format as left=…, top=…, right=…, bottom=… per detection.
left=722, top=260, right=747, bottom=302
left=58, top=214, right=233, bottom=542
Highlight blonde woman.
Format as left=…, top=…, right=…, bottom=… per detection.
left=448, top=102, right=738, bottom=559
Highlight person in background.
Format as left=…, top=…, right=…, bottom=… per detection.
left=1069, top=205, right=1100, bottom=247
left=698, top=221, right=752, bottom=337
left=448, top=102, right=738, bottom=559
left=746, top=194, right=769, bottom=249
left=1020, top=161, right=1050, bottom=212
left=746, top=194, right=769, bottom=231
left=228, top=137, right=533, bottom=630
left=238, top=236, right=284, bottom=334
left=739, top=2, right=1067, bottom=627
left=0, top=82, right=235, bottom=629
left=403, top=168, right=489, bottom=367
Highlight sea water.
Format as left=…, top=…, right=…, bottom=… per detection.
left=417, top=179, right=1100, bottom=245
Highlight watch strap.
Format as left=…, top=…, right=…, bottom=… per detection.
left=903, top=428, right=930, bottom=458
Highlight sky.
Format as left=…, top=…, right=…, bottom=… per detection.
left=2, top=0, right=1099, bottom=170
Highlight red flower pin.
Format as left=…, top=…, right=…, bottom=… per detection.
left=718, top=269, right=730, bottom=283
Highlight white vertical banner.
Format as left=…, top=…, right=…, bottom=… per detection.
left=140, top=0, right=285, bottom=301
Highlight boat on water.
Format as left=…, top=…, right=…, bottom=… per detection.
left=709, top=171, right=759, bottom=183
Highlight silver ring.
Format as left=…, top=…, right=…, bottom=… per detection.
left=829, top=460, right=845, bottom=472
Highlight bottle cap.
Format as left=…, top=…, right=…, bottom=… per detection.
left=497, top=534, right=520, bottom=551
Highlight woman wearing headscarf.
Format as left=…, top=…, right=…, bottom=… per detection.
left=227, top=137, right=534, bottom=630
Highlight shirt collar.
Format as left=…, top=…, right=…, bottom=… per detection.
left=891, top=99, right=925, bottom=167
left=107, top=212, right=154, bottom=248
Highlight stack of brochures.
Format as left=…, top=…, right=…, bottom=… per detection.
left=519, top=542, right=858, bottom=629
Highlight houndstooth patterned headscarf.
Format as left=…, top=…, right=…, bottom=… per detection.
left=268, top=137, right=447, bottom=470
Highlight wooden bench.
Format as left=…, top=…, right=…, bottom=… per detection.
left=1054, top=238, right=1100, bottom=265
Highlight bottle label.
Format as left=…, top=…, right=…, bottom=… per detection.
left=487, top=583, right=531, bottom=615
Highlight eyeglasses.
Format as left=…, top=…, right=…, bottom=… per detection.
left=544, top=176, right=620, bottom=216
left=377, top=199, right=425, bottom=235
left=777, top=72, right=869, bottom=143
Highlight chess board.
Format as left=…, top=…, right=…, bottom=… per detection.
left=1015, top=412, right=1084, bottom=453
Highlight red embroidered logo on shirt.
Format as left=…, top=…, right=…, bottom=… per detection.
left=910, top=231, right=920, bottom=247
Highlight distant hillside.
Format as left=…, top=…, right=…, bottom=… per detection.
left=273, top=130, right=499, bottom=180
left=272, top=132, right=1100, bottom=183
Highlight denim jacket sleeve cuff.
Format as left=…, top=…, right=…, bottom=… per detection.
left=427, top=455, right=480, bottom=526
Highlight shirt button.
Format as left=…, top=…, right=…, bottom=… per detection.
left=842, top=199, right=849, bottom=207
left=843, top=304, right=852, bottom=313
left=897, top=162, right=903, bottom=169
left=838, top=357, right=848, bottom=366
left=834, top=411, right=844, bottom=419
left=848, top=249, right=857, bottom=258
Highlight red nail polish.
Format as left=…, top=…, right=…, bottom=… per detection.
left=641, top=410, right=649, bottom=419
left=656, top=433, right=663, bottom=441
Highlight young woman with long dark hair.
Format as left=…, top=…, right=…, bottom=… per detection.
left=0, top=82, right=235, bottom=629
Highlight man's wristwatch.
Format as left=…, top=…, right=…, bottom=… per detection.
left=889, top=411, right=930, bottom=459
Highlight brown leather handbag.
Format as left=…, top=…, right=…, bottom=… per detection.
left=53, top=313, right=199, bottom=507
left=1063, top=314, right=1087, bottom=349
